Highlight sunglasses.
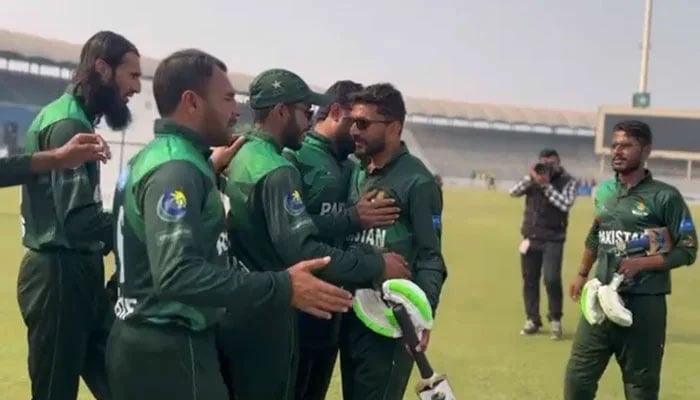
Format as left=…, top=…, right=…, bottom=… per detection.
left=352, top=118, right=393, bottom=131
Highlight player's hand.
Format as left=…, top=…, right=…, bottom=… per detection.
left=55, top=133, right=111, bottom=168
left=569, top=274, right=587, bottom=301
left=405, top=330, right=431, bottom=354
left=382, top=252, right=411, bottom=280
left=618, top=258, right=643, bottom=279
left=288, top=256, right=354, bottom=320
left=355, top=189, right=400, bottom=229
left=211, top=135, right=246, bottom=174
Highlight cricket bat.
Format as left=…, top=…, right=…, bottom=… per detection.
left=391, top=303, right=456, bottom=400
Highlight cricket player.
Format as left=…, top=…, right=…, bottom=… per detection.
left=0, top=133, right=111, bottom=187
left=340, top=83, right=448, bottom=400
left=564, top=120, right=697, bottom=400
left=106, top=49, right=354, bottom=400
left=284, top=80, right=402, bottom=400
left=17, top=30, right=141, bottom=400
left=219, top=69, right=410, bottom=400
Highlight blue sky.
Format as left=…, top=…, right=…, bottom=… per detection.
left=1, top=0, right=698, bottom=112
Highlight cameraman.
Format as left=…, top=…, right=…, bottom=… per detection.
left=509, top=149, right=578, bottom=340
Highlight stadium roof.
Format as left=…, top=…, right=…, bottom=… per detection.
left=0, top=29, right=597, bottom=130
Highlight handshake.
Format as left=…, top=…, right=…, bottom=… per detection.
left=579, top=227, right=671, bottom=328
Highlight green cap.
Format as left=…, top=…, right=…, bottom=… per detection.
left=248, top=68, right=331, bottom=109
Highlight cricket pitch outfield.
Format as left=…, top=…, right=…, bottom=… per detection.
left=0, top=187, right=698, bottom=400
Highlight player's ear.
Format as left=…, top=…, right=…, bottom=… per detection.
left=94, top=58, right=112, bottom=83
left=641, top=144, right=651, bottom=161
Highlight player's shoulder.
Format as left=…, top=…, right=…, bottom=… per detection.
left=403, top=152, right=436, bottom=185
left=648, top=176, right=684, bottom=202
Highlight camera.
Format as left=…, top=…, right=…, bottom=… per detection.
left=534, top=162, right=552, bottom=176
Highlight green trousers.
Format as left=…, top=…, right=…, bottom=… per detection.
left=217, top=308, right=299, bottom=400
left=107, top=319, right=228, bottom=400
left=339, top=311, right=414, bottom=400
left=564, top=294, right=667, bottom=400
left=294, top=312, right=340, bottom=400
left=16, top=249, right=113, bottom=400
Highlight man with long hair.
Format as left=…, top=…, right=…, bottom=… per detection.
left=17, top=30, right=141, bottom=400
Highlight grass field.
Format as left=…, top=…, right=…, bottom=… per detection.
left=0, top=186, right=698, bottom=399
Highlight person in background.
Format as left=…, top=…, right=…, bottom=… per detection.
left=509, top=148, right=578, bottom=340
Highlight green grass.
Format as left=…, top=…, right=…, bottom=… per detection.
left=0, top=187, right=698, bottom=399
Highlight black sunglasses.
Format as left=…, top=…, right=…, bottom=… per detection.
left=352, top=118, right=393, bottom=130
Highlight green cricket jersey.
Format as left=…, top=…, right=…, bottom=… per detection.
left=585, top=171, right=697, bottom=294
left=112, top=119, right=292, bottom=331
left=20, top=89, right=112, bottom=254
left=224, top=127, right=384, bottom=286
left=345, top=143, right=447, bottom=312
left=0, top=155, right=34, bottom=187
left=283, top=131, right=362, bottom=245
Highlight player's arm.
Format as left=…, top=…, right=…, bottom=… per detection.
left=659, top=190, right=697, bottom=269
left=0, top=155, right=35, bottom=187
left=409, top=179, right=448, bottom=313
left=258, top=166, right=384, bottom=287
left=542, top=179, right=578, bottom=212
left=141, top=160, right=292, bottom=310
left=45, top=120, right=113, bottom=252
left=509, top=176, right=533, bottom=197
left=579, top=218, right=600, bottom=277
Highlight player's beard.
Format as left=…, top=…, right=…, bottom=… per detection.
left=612, top=154, right=642, bottom=174
left=83, top=75, right=132, bottom=131
left=335, top=128, right=355, bottom=160
left=282, top=117, right=304, bottom=151
left=355, top=135, right=385, bottom=158
left=202, top=103, right=232, bottom=146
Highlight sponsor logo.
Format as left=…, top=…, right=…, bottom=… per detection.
left=157, top=189, right=188, bottom=222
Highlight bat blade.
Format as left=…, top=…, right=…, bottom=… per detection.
left=416, top=373, right=456, bottom=400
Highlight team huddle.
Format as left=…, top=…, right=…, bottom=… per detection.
left=14, top=30, right=447, bottom=400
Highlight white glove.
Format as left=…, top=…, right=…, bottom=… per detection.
left=579, top=278, right=605, bottom=325
left=597, top=273, right=633, bottom=327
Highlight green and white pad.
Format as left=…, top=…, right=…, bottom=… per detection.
left=597, top=273, right=633, bottom=327
left=579, top=278, right=605, bottom=325
left=353, top=279, right=434, bottom=339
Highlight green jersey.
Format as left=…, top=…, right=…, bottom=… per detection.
left=585, top=171, right=697, bottom=294
left=224, top=127, right=384, bottom=286
left=283, top=131, right=362, bottom=245
left=345, top=143, right=447, bottom=312
left=20, top=89, right=111, bottom=253
left=0, top=155, right=34, bottom=187
left=112, top=119, right=291, bottom=331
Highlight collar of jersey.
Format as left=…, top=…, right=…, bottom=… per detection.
left=63, top=83, right=100, bottom=126
left=153, top=118, right=212, bottom=158
left=304, top=130, right=339, bottom=157
left=614, top=169, right=653, bottom=196
left=367, top=141, right=409, bottom=175
left=247, top=126, right=283, bottom=154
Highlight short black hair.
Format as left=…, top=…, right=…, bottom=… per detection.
left=153, top=49, right=228, bottom=117
left=315, top=80, right=364, bottom=121
left=613, top=120, right=653, bottom=147
left=349, top=83, right=406, bottom=125
left=539, top=148, right=559, bottom=159
left=73, top=31, right=139, bottom=85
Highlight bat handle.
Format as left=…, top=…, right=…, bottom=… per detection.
left=391, top=303, right=435, bottom=379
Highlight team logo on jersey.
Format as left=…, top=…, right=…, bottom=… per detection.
left=284, top=189, right=305, bottom=216
left=157, top=189, right=188, bottom=222
left=631, top=201, right=649, bottom=217
left=679, top=217, right=695, bottom=233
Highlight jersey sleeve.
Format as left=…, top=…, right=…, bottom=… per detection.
left=408, top=179, right=448, bottom=313
left=260, top=166, right=384, bottom=287
left=584, top=218, right=600, bottom=252
left=0, top=154, right=34, bottom=187
left=45, top=120, right=113, bottom=252
left=139, top=160, right=292, bottom=310
left=659, top=189, right=698, bottom=269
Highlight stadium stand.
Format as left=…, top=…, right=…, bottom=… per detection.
left=3, top=28, right=700, bottom=199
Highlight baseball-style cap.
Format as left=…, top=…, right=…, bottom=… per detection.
left=248, top=68, right=331, bottom=110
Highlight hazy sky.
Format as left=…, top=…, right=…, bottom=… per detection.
left=1, top=0, right=699, bottom=112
